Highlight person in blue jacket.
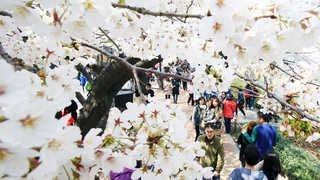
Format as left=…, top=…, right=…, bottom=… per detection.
left=79, top=73, right=88, bottom=91
left=243, top=110, right=277, bottom=160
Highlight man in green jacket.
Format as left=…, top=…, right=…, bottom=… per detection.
left=198, top=122, right=225, bottom=180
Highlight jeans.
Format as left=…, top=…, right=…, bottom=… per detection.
left=173, top=94, right=179, bottom=104
left=224, top=117, right=232, bottom=134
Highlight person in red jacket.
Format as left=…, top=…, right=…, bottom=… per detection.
left=222, top=93, right=237, bottom=134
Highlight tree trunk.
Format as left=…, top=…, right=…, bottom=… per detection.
left=77, top=57, right=162, bottom=137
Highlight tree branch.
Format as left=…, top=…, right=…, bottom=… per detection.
left=0, top=11, right=12, bottom=18
left=254, top=14, right=277, bottom=21
left=75, top=91, right=86, bottom=105
left=306, top=81, right=320, bottom=88
left=80, top=42, right=192, bottom=82
left=0, top=42, right=40, bottom=74
left=272, top=62, right=320, bottom=88
left=132, top=68, right=146, bottom=102
left=98, top=27, right=122, bottom=52
left=184, top=0, right=194, bottom=22
left=264, top=76, right=270, bottom=98
left=270, top=62, right=302, bottom=80
left=235, top=73, right=319, bottom=123
left=111, top=3, right=204, bottom=20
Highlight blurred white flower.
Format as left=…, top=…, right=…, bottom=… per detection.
left=306, top=132, right=320, bottom=143
left=0, top=143, right=37, bottom=177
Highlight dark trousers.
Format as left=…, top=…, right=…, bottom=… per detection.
left=224, top=117, right=232, bottom=134
left=203, top=175, right=220, bottom=180
left=238, top=105, right=246, bottom=116
left=187, top=93, right=194, bottom=105
left=246, top=97, right=255, bottom=109
left=173, top=94, right=179, bottom=104
left=165, top=94, right=170, bottom=99
left=195, top=124, right=200, bottom=141
left=183, top=81, right=187, bottom=91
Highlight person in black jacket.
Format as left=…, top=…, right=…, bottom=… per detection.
left=262, top=153, right=282, bottom=180
left=237, top=121, right=257, bottom=167
left=172, top=78, right=180, bottom=104
left=145, top=83, right=154, bottom=97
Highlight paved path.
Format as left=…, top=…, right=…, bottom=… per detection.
left=152, top=89, right=287, bottom=179
left=154, top=90, right=243, bottom=179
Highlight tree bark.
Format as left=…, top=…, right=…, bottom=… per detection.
left=77, top=56, right=162, bottom=137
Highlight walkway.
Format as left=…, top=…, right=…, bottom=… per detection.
left=154, top=90, right=243, bottom=179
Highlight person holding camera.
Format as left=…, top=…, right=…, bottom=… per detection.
left=197, top=122, right=225, bottom=180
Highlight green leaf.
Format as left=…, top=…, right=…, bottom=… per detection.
left=118, top=0, right=125, bottom=5
left=0, top=115, right=7, bottom=123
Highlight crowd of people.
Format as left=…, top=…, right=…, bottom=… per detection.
left=184, top=82, right=280, bottom=179
left=159, top=73, right=281, bottom=179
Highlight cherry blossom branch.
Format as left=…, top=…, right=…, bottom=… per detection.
left=306, top=81, right=320, bottom=87
left=230, top=85, right=262, bottom=98
left=0, top=11, right=12, bottom=18
left=270, top=62, right=302, bottom=80
left=264, top=76, right=270, bottom=97
left=235, top=73, right=319, bottom=123
left=98, top=27, right=122, bottom=52
left=272, top=62, right=320, bottom=88
left=75, top=92, right=86, bottom=105
left=80, top=42, right=192, bottom=82
left=0, top=42, right=40, bottom=74
left=111, top=3, right=204, bottom=19
left=254, top=14, right=277, bottom=21
left=184, top=0, right=194, bottom=22
left=285, top=51, right=317, bottom=55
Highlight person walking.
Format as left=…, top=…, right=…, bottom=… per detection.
left=262, top=153, right=282, bottom=180
left=210, top=97, right=223, bottom=137
left=172, top=78, right=180, bottom=104
left=193, top=97, right=206, bottom=141
left=144, top=83, right=155, bottom=103
left=194, top=88, right=202, bottom=105
left=237, top=89, right=246, bottom=117
left=244, top=84, right=252, bottom=109
left=243, top=111, right=277, bottom=160
left=229, top=145, right=267, bottom=180
left=237, top=121, right=257, bottom=167
left=222, top=93, right=237, bottom=134
left=198, top=122, right=224, bottom=180
left=187, top=82, right=195, bottom=106
left=78, top=73, right=87, bottom=91
left=200, top=99, right=216, bottom=134
left=164, top=79, right=172, bottom=99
